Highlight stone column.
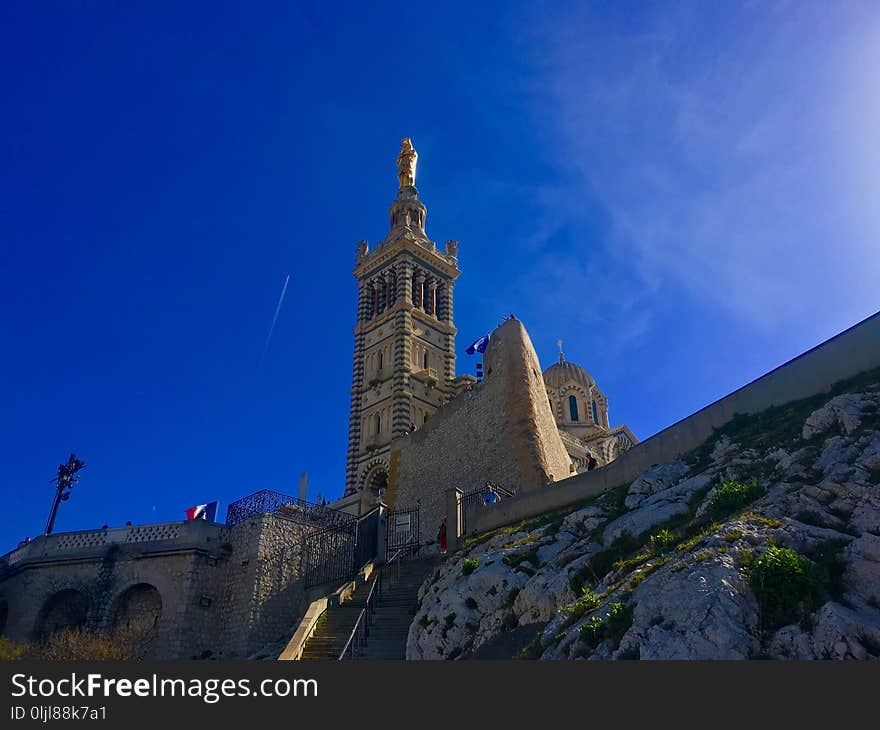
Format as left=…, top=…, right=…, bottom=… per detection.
left=444, top=488, right=463, bottom=553
left=384, top=270, right=393, bottom=311
left=425, top=277, right=436, bottom=317
left=414, top=271, right=425, bottom=310
left=442, top=280, right=456, bottom=383
left=396, top=260, right=413, bottom=306
left=345, top=281, right=370, bottom=495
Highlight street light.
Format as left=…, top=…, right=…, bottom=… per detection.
left=44, top=453, right=85, bottom=536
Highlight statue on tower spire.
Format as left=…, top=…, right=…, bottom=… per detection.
left=396, top=137, right=418, bottom=189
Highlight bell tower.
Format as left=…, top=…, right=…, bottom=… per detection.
left=344, top=139, right=464, bottom=498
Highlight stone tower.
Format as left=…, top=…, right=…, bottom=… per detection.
left=344, top=139, right=465, bottom=498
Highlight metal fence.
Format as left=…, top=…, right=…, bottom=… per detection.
left=225, top=489, right=355, bottom=529
left=302, top=507, right=381, bottom=589
left=386, top=506, right=420, bottom=553
left=460, top=483, right=516, bottom=534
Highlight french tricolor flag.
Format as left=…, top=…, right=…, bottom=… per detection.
left=184, top=501, right=218, bottom=522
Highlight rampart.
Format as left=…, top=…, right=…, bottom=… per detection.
left=0, top=514, right=317, bottom=659
left=469, top=309, right=880, bottom=536
left=385, top=318, right=571, bottom=542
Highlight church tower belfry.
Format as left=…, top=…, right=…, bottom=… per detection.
left=344, top=139, right=464, bottom=498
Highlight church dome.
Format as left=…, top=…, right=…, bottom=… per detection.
left=543, top=354, right=596, bottom=391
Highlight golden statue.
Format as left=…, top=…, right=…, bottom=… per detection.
left=396, top=137, right=418, bottom=189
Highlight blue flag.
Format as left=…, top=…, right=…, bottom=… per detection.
left=466, top=334, right=490, bottom=355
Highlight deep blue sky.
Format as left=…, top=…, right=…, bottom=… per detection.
left=2, top=1, right=879, bottom=549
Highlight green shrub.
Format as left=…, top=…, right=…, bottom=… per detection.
left=649, top=529, right=676, bottom=554
left=576, top=602, right=634, bottom=650
left=604, top=603, right=634, bottom=646
left=748, top=546, right=821, bottom=631
left=562, top=588, right=602, bottom=625
left=708, top=480, right=765, bottom=519
left=578, top=616, right=605, bottom=647
left=461, top=559, right=479, bottom=576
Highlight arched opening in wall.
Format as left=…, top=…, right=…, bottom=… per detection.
left=591, top=400, right=599, bottom=424
left=569, top=395, right=580, bottom=422
left=112, top=583, right=163, bottom=633
left=34, top=589, right=89, bottom=640
left=368, top=469, right=388, bottom=498
left=0, top=598, right=8, bottom=636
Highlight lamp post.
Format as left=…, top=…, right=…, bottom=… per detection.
left=44, top=453, right=85, bottom=536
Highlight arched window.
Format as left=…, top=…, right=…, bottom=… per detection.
left=377, top=351, right=383, bottom=371
left=591, top=400, right=599, bottom=424
left=423, top=351, right=429, bottom=369
left=568, top=395, right=579, bottom=422
left=375, top=414, right=381, bottom=435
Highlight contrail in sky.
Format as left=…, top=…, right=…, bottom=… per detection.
left=259, top=274, right=290, bottom=369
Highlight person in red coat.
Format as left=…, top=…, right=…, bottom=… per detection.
left=438, top=517, right=448, bottom=555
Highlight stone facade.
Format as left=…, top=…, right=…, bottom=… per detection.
left=384, top=317, right=572, bottom=543
left=543, top=352, right=638, bottom=471
left=0, top=138, right=639, bottom=660
left=344, top=140, right=474, bottom=501
left=0, top=514, right=317, bottom=659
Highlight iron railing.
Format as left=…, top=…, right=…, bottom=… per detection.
left=338, top=574, right=378, bottom=660
left=225, top=489, right=354, bottom=529
left=460, top=483, right=516, bottom=534
left=338, top=546, right=408, bottom=660
left=386, top=506, right=420, bottom=553
left=302, top=507, right=381, bottom=589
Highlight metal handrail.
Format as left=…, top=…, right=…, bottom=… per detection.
left=338, top=608, right=366, bottom=660
left=338, top=545, right=413, bottom=660
left=338, top=572, right=379, bottom=660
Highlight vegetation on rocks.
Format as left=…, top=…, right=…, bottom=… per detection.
left=407, top=371, right=880, bottom=661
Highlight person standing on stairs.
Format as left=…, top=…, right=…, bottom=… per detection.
left=438, top=517, right=448, bottom=555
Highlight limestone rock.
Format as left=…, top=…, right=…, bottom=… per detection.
left=803, top=393, right=879, bottom=440
left=406, top=384, right=880, bottom=661
left=560, top=506, right=607, bottom=536
left=605, top=472, right=713, bottom=546
left=624, top=460, right=690, bottom=510
left=769, top=602, right=880, bottom=660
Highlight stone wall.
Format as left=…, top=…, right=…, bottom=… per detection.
left=0, top=515, right=319, bottom=659
left=470, top=308, right=880, bottom=536
left=211, top=514, right=314, bottom=658
left=385, top=318, right=571, bottom=543
left=0, top=520, right=227, bottom=659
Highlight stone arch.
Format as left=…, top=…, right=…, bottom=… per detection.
left=558, top=384, right=591, bottom=423
left=111, top=583, right=163, bottom=631
left=359, top=458, right=389, bottom=495
left=34, top=588, right=90, bottom=640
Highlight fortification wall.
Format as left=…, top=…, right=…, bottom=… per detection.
left=386, top=318, right=571, bottom=542
left=213, top=514, right=313, bottom=658
left=470, top=309, right=880, bottom=535
left=0, top=520, right=227, bottom=659
left=0, top=514, right=317, bottom=659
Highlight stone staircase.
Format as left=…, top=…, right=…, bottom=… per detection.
left=357, top=558, right=437, bottom=660
left=299, top=575, right=377, bottom=660
left=299, top=557, right=437, bottom=660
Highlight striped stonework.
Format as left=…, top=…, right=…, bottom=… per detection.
left=343, top=149, right=461, bottom=498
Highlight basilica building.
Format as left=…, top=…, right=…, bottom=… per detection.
left=339, top=138, right=637, bottom=506
left=543, top=351, right=638, bottom=473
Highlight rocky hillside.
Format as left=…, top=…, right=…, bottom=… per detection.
left=406, top=370, right=880, bottom=660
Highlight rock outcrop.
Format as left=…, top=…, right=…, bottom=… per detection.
left=406, top=374, right=880, bottom=660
